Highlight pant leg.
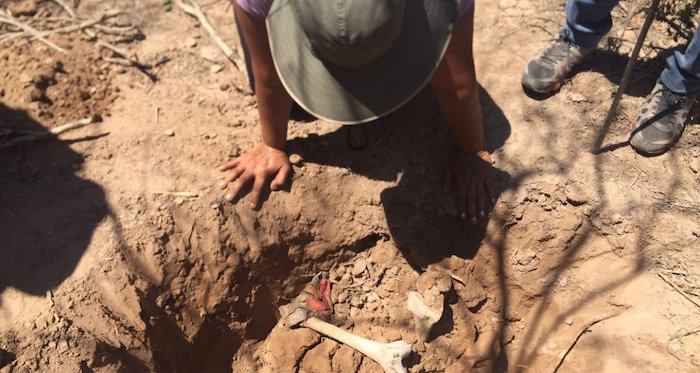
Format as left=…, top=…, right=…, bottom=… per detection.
left=560, top=0, right=620, bottom=51
left=660, top=26, right=700, bottom=95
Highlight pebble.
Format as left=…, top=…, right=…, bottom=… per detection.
left=340, top=273, right=352, bottom=284
left=349, top=307, right=360, bottom=318
left=199, top=46, right=219, bottom=62
left=47, top=341, right=57, bottom=349
left=366, top=293, right=379, bottom=304
left=184, top=37, right=197, bottom=48
left=690, top=158, right=699, bottom=173
left=289, top=153, right=303, bottom=166
left=210, top=64, right=223, bottom=74
left=163, top=129, right=175, bottom=137
left=565, top=316, right=574, bottom=326
left=351, top=260, right=367, bottom=277
left=219, top=82, right=231, bottom=91
left=350, top=296, right=363, bottom=308
left=565, top=182, right=588, bottom=206
left=58, top=340, right=68, bottom=352
left=337, top=291, right=349, bottom=303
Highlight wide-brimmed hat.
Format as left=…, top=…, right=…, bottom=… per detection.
left=267, top=0, right=459, bottom=124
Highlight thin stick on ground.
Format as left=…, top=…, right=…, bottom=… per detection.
left=174, top=0, right=248, bottom=82
left=669, top=325, right=700, bottom=342
left=0, top=115, right=102, bottom=148
left=548, top=312, right=621, bottom=373
left=0, top=12, right=68, bottom=54
left=51, top=0, right=79, bottom=19
left=153, top=191, right=199, bottom=198
left=656, top=270, right=700, bottom=309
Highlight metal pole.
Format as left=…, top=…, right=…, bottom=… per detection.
left=591, top=0, right=660, bottom=154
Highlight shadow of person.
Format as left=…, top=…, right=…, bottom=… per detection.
left=0, top=104, right=109, bottom=300
left=588, top=47, right=669, bottom=98
left=287, top=85, right=512, bottom=269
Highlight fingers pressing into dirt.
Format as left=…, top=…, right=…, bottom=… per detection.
left=218, top=143, right=291, bottom=208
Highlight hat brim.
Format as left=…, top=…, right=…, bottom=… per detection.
left=267, top=0, right=458, bottom=125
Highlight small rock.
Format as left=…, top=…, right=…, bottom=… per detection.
left=219, top=82, right=231, bottom=91
left=690, top=158, right=699, bottom=174
left=289, top=153, right=303, bottom=166
left=200, top=46, right=219, bottom=62
left=349, top=307, right=360, bottom=318
left=350, top=296, right=363, bottom=308
left=48, top=341, right=57, bottom=349
left=337, top=291, right=349, bottom=303
left=184, top=37, right=197, bottom=48
left=351, top=260, right=367, bottom=277
left=366, top=293, right=379, bottom=304
left=569, top=92, right=588, bottom=103
left=565, top=181, right=588, bottom=206
left=174, top=197, right=185, bottom=206
left=416, top=270, right=452, bottom=293
left=163, top=129, right=175, bottom=137
left=58, top=340, right=68, bottom=352
left=565, top=316, right=574, bottom=326
left=210, top=64, right=223, bottom=74
left=559, top=277, right=568, bottom=287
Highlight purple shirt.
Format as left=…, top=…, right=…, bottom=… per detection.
left=237, top=0, right=475, bottom=19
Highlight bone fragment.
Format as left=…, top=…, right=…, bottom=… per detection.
left=407, top=291, right=443, bottom=342
left=303, top=316, right=411, bottom=373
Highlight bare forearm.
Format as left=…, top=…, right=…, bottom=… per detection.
left=430, top=7, right=486, bottom=154
left=256, top=83, right=292, bottom=151
left=433, top=84, right=486, bottom=154
left=235, top=2, right=291, bottom=151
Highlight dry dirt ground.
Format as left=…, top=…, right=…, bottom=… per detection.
left=1, top=0, right=699, bottom=372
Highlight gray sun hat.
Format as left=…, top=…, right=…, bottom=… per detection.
left=266, top=0, right=459, bottom=124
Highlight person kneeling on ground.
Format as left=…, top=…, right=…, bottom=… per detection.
left=219, top=0, right=495, bottom=223
left=521, top=0, right=699, bottom=156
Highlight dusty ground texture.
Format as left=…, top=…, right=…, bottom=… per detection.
left=1, top=0, right=699, bottom=372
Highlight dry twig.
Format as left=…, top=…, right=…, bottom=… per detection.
left=153, top=191, right=199, bottom=198
left=0, top=11, right=68, bottom=54
left=548, top=312, right=621, bottom=373
left=0, top=115, right=102, bottom=148
left=174, top=0, right=247, bottom=81
left=656, top=270, right=700, bottom=309
left=51, top=0, right=78, bottom=19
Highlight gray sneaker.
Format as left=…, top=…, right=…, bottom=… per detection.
left=630, top=80, right=695, bottom=156
left=522, top=37, right=590, bottom=94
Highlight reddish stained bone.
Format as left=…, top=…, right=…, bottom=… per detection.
left=304, top=276, right=333, bottom=316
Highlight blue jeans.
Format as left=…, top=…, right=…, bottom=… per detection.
left=560, top=0, right=700, bottom=95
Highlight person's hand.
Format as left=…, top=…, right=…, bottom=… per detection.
left=443, top=150, right=495, bottom=223
left=217, top=143, right=291, bottom=208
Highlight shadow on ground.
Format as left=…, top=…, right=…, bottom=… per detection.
left=289, top=85, right=513, bottom=269
left=0, top=104, right=109, bottom=300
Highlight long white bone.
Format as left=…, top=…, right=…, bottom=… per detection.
left=303, top=316, right=412, bottom=373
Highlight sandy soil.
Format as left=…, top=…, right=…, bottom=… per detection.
left=1, top=0, right=699, bottom=372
